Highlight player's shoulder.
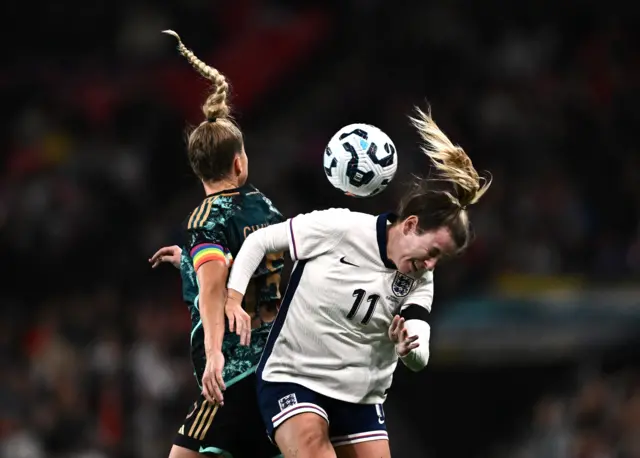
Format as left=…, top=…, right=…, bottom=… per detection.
left=416, top=269, right=434, bottom=287
left=300, top=207, right=351, bottom=216
left=331, top=209, right=379, bottom=232
left=343, top=210, right=378, bottom=226
left=240, top=184, right=284, bottom=221
left=407, top=269, right=435, bottom=299
left=295, top=207, right=372, bottom=224
left=238, top=183, right=265, bottom=202
left=292, top=209, right=378, bottom=240
left=185, top=189, right=241, bottom=231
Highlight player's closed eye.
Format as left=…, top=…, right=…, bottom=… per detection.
left=427, top=248, right=440, bottom=259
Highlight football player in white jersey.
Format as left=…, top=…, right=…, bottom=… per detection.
left=222, top=107, right=492, bottom=458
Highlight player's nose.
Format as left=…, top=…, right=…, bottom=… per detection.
left=423, top=258, right=437, bottom=271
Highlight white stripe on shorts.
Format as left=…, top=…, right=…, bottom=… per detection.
left=330, top=430, right=389, bottom=447
left=272, top=402, right=329, bottom=429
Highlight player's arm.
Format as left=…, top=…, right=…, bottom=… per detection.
left=393, top=272, right=434, bottom=372
left=189, top=237, right=233, bottom=403
left=197, top=260, right=228, bottom=358
left=189, top=241, right=232, bottom=351
left=226, top=208, right=350, bottom=299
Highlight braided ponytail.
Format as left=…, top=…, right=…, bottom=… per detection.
left=163, top=30, right=244, bottom=183
left=162, top=30, right=231, bottom=120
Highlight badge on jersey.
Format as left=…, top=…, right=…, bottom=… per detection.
left=278, top=393, right=298, bottom=411
left=391, top=272, right=415, bottom=297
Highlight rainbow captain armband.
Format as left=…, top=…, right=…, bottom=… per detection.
left=190, top=243, right=233, bottom=271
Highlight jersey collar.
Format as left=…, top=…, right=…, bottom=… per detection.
left=205, top=183, right=255, bottom=198
left=376, top=212, right=398, bottom=270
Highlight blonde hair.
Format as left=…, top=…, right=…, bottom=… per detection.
left=162, top=30, right=244, bottom=182
left=162, top=30, right=231, bottom=121
left=398, top=105, right=492, bottom=251
left=409, top=106, right=491, bottom=209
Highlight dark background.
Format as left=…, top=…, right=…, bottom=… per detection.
left=1, top=1, right=639, bottom=457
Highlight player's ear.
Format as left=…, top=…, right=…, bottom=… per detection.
left=233, top=151, right=244, bottom=177
left=402, top=215, right=419, bottom=235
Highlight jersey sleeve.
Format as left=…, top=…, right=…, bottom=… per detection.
left=398, top=271, right=434, bottom=371
left=286, top=208, right=350, bottom=261
left=185, top=225, right=233, bottom=272
left=400, top=270, right=434, bottom=318
left=227, top=222, right=289, bottom=295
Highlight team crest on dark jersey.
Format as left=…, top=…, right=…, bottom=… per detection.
left=391, top=272, right=415, bottom=297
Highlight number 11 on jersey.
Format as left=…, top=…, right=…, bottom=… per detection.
left=346, top=289, right=380, bottom=325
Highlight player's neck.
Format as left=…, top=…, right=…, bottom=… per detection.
left=202, top=178, right=241, bottom=196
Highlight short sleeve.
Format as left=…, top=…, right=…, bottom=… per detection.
left=400, top=270, right=434, bottom=317
left=286, top=208, right=350, bottom=261
left=185, top=226, right=232, bottom=272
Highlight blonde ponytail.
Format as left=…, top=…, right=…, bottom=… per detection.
left=409, top=106, right=491, bottom=209
left=397, top=105, right=492, bottom=252
left=162, top=29, right=231, bottom=120
left=162, top=30, right=244, bottom=183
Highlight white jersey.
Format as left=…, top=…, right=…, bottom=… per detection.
left=260, top=208, right=434, bottom=404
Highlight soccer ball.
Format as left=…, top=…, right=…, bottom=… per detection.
left=323, top=124, right=398, bottom=198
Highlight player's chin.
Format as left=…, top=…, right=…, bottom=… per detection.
left=397, top=262, right=413, bottom=275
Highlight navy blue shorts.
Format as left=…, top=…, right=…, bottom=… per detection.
left=257, top=380, right=388, bottom=447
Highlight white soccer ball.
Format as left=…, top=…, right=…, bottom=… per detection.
left=323, top=123, right=398, bottom=197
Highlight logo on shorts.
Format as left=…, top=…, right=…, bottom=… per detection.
left=376, top=404, right=386, bottom=424
left=391, top=272, right=414, bottom=297
left=186, top=401, right=198, bottom=419
left=278, top=393, right=298, bottom=411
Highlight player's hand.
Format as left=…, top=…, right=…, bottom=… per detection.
left=149, top=245, right=182, bottom=269
left=202, top=351, right=226, bottom=405
left=225, top=294, right=252, bottom=347
left=388, top=315, right=419, bottom=357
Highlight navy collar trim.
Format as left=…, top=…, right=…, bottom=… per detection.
left=376, top=212, right=398, bottom=270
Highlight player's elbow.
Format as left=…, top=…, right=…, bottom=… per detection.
left=401, top=319, right=431, bottom=372
left=197, top=274, right=227, bottom=312
left=199, top=282, right=226, bottom=310
left=411, top=354, right=430, bottom=372
left=200, top=279, right=225, bottom=296
left=401, top=347, right=430, bottom=372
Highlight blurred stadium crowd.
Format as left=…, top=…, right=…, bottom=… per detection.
left=505, top=372, right=640, bottom=458
left=1, top=0, right=639, bottom=457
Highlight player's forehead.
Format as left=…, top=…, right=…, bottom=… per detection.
left=418, top=226, right=456, bottom=252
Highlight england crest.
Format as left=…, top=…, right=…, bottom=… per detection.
left=391, top=272, right=414, bottom=297
left=278, top=393, right=298, bottom=411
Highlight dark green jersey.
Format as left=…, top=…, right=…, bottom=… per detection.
left=180, top=184, right=285, bottom=387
